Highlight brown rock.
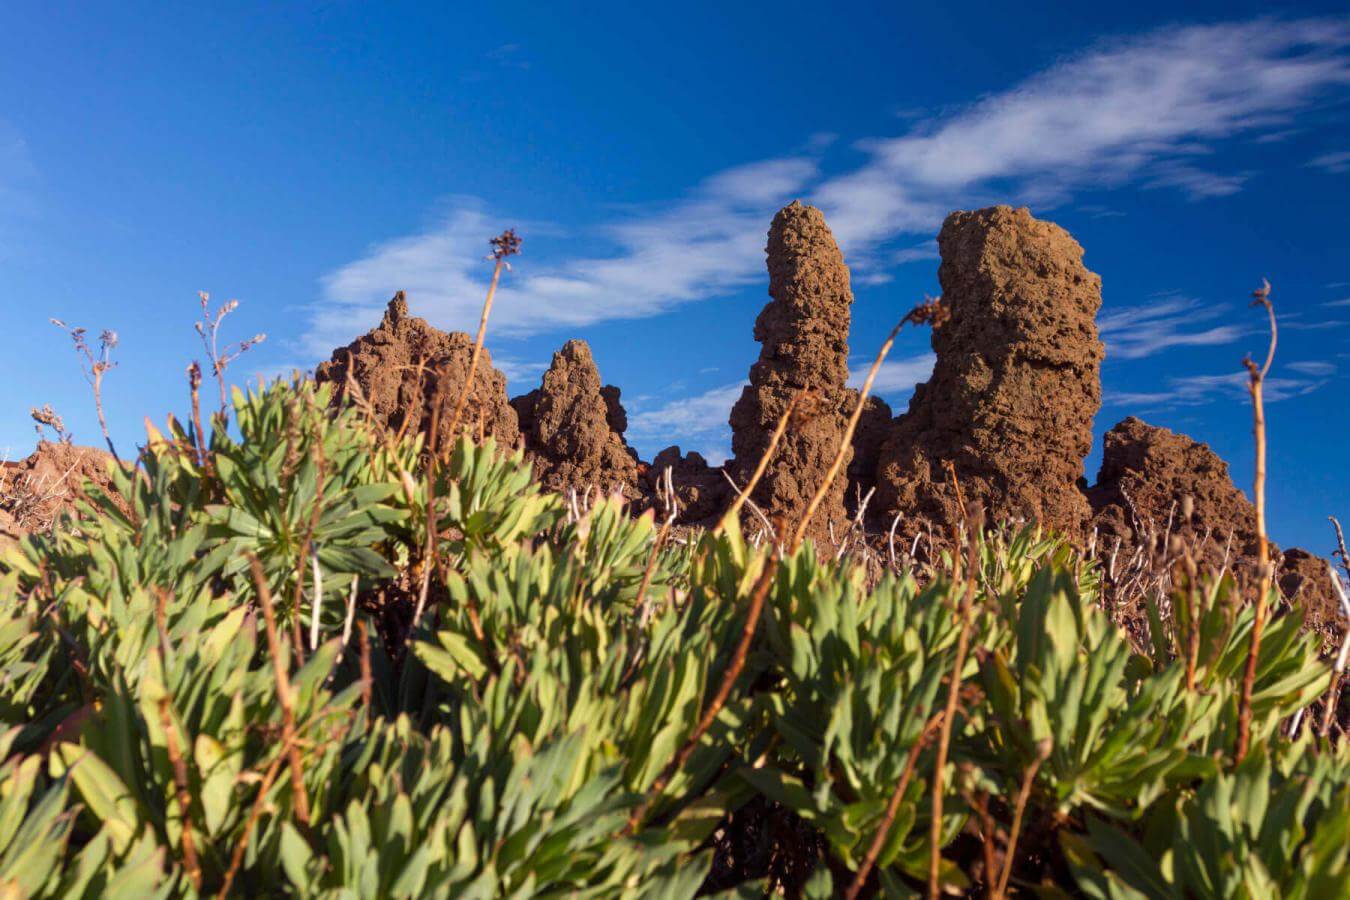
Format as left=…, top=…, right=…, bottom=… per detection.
left=845, top=392, right=892, bottom=516
left=1087, top=416, right=1259, bottom=563
left=875, top=206, right=1103, bottom=539
left=314, top=292, right=521, bottom=450
left=1089, top=416, right=1342, bottom=648
left=1, top=441, right=121, bottom=541
left=513, top=340, right=641, bottom=499
left=728, top=201, right=853, bottom=544
left=1278, top=548, right=1341, bottom=651
left=646, top=446, right=731, bottom=526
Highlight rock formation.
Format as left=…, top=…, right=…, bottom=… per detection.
left=314, top=293, right=521, bottom=450
left=645, top=446, right=730, bottom=526
left=1, top=441, right=120, bottom=543
left=512, top=340, right=641, bottom=500
left=875, top=206, right=1103, bottom=539
left=1087, top=416, right=1260, bottom=564
left=845, top=393, right=892, bottom=516
left=728, top=201, right=854, bottom=544
left=1088, top=416, right=1340, bottom=647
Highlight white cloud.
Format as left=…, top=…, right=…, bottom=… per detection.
left=493, top=356, right=547, bottom=388
left=1323, top=297, right=1350, bottom=308
left=815, top=17, right=1350, bottom=249
left=312, top=158, right=817, bottom=352
left=849, top=352, right=936, bottom=395
left=625, top=381, right=747, bottom=463
left=305, top=17, right=1350, bottom=361
left=1108, top=370, right=1327, bottom=408
left=1309, top=150, right=1350, bottom=173
left=1098, top=296, right=1246, bottom=359
left=1287, top=360, right=1336, bottom=376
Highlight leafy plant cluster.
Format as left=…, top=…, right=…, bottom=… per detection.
left=0, top=379, right=1344, bottom=898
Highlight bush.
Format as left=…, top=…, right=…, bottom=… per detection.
left=0, top=379, right=1342, bottom=897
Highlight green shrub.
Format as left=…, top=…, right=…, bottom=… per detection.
left=0, top=379, right=1339, bottom=897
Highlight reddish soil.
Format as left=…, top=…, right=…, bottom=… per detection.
left=1, top=441, right=121, bottom=542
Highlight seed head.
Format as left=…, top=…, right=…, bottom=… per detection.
left=489, top=228, right=523, bottom=261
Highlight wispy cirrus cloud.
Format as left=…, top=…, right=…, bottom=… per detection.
left=307, top=17, right=1350, bottom=361
left=848, top=353, right=936, bottom=397
left=813, top=17, right=1350, bottom=249
left=1107, top=370, right=1328, bottom=408
left=1309, top=150, right=1350, bottom=173
left=1287, top=360, right=1337, bottom=376
left=308, top=157, right=817, bottom=354
left=625, top=381, right=748, bottom=464
left=1098, top=296, right=1246, bottom=360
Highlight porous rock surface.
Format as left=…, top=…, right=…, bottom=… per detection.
left=875, top=206, right=1103, bottom=539
left=1088, top=416, right=1340, bottom=648
left=845, top=392, right=892, bottom=516
left=1, top=441, right=120, bottom=543
left=728, top=201, right=853, bottom=543
left=511, top=340, right=641, bottom=500
left=645, top=446, right=730, bottom=526
left=314, top=292, right=521, bottom=450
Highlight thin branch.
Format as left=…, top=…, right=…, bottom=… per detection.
left=625, top=547, right=781, bottom=834
left=1236, top=280, right=1277, bottom=764
left=845, top=709, right=946, bottom=900
left=247, top=553, right=312, bottom=828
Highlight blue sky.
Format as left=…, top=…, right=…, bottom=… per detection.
left=2, top=2, right=1349, bottom=551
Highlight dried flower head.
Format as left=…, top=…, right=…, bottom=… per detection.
left=30, top=404, right=70, bottom=443
left=489, top=228, right=523, bottom=262
left=903, top=296, right=949, bottom=329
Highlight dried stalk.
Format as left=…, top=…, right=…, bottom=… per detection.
left=446, top=230, right=521, bottom=439
left=247, top=553, right=312, bottom=827
left=1320, top=559, right=1350, bottom=737
left=993, top=738, right=1053, bottom=899
left=719, top=389, right=805, bottom=533
left=791, top=300, right=946, bottom=553
left=625, top=548, right=781, bottom=834
left=845, top=709, right=946, bottom=900
left=1236, top=279, right=1277, bottom=764
left=216, top=753, right=286, bottom=899
left=929, top=530, right=980, bottom=897
left=159, top=696, right=202, bottom=890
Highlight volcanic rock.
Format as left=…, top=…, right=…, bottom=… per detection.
left=1089, top=416, right=1341, bottom=647
left=314, top=292, right=521, bottom=451
left=0, top=441, right=120, bottom=542
left=875, top=206, right=1103, bottom=539
left=845, top=392, right=892, bottom=516
left=1087, top=416, right=1259, bottom=562
left=646, top=446, right=731, bottom=526
left=512, top=340, right=641, bottom=500
left=728, top=201, right=853, bottom=544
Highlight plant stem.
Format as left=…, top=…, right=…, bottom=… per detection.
left=1236, top=282, right=1276, bottom=764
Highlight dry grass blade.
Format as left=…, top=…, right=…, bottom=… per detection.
left=719, top=388, right=805, bottom=533
left=625, top=547, right=781, bottom=834
left=247, top=553, right=312, bottom=828
left=844, top=709, right=946, bottom=900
